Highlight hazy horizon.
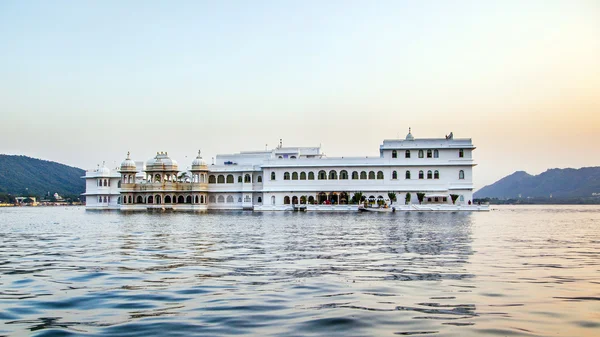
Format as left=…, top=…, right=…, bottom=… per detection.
left=1, top=1, right=598, bottom=189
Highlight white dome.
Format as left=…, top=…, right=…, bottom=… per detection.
left=120, top=152, right=136, bottom=170
left=405, top=127, right=414, bottom=141
left=191, top=150, right=207, bottom=167
left=146, top=152, right=178, bottom=171
left=98, top=166, right=110, bottom=175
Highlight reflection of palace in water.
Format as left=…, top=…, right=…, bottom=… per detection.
left=83, top=129, right=480, bottom=211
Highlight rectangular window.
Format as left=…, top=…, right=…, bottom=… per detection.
left=459, top=149, right=464, bottom=158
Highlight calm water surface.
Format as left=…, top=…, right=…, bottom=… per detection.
left=0, top=206, right=598, bottom=336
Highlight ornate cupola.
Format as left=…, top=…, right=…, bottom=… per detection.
left=405, top=127, right=415, bottom=141
left=119, top=152, right=137, bottom=172
left=190, top=150, right=208, bottom=184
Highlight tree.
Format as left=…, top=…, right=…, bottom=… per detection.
left=450, top=194, right=459, bottom=204
left=300, top=195, right=306, bottom=204
left=405, top=193, right=411, bottom=204
left=351, top=192, right=363, bottom=204
left=417, top=192, right=426, bottom=204
left=387, top=192, right=397, bottom=205
left=178, top=172, right=189, bottom=182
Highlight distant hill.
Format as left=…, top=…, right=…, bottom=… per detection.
left=475, top=167, right=600, bottom=199
left=0, top=155, right=85, bottom=198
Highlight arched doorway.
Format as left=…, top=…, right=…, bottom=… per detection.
left=186, top=196, right=192, bottom=204
left=165, top=195, right=172, bottom=203
left=284, top=196, right=291, bottom=204
left=178, top=196, right=185, bottom=204
left=292, top=196, right=298, bottom=204
left=155, top=195, right=161, bottom=204
left=329, top=193, right=338, bottom=204
left=137, top=195, right=144, bottom=204
left=339, top=192, right=348, bottom=204
left=318, top=192, right=327, bottom=204
left=147, top=196, right=153, bottom=204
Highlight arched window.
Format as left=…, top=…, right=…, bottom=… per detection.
left=340, top=170, right=348, bottom=179
left=284, top=172, right=290, bottom=180
left=300, top=172, right=306, bottom=180
left=292, top=172, right=298, bottom=180
left=226, top=174, right=234, bottom=183
left=185, top=196, right=191, bottom=204
left=217, top=175, right=225, bottom=184
left=329, top=170, right=337, bottom=180
left=195, top=196, right=199, bottom=203
left=226, top=195, right=234, bottom=203
left=405, top=170, right=411, bottom=179
left=244, top=174, right=251, bottom=183
left=147, top=196, right=153, bottom=204
left=176, top=195, right=183, bottom=203
left=155, top=174, right=161, bottom=182
left=368, top=171, right=375, bottom=179
left=392, top=150, right=397, bottom=158
left=238, top=176, right=242, bottom=183
left=284, top=196, right=290, bottom=204
left=271, top=172, right=276, bottom=180
left=257, top=176, right=262, bottom=183
left=257, top=196, right=262, bottom=203
left=290, top=156, right=296, bottom=159
left=104, top=179, right=108, bottom=186
left=156, top=195, right=162, bottom=204
left=352, top=171, right=358, bottom=179
left=405, top=150, right=411, bottom=158
left=318, top=170, right=327, bottom=180
left=434, top=149, right=439, bottom=158
left=308, top=172, right=315, bottom=180
left=392, top=171, right=397, bottom=179
left=165, top=195, right=171, bottom=203
left=427, top=170, right=433, bottom=179
left=217, top=195, right=224, bottom=203
left=459, top=149, right=464, bottom=158
left=292, top=196, right=298, bottom=204
left=137, top=196, right=144, bottom=204
left=238, top=197, right=242, bottom=202
left=271, top=196, right=276, bottom=205
left=418, top=150, right=424, bottom=158
left=419, top=170, right=424, bottom=179
left=459, top=170, right=465, bottom=179
left=427, top=149, right=432, bottom=158
left=209, top=175, right=216, bottom=184
left=434, top=170, right=439, bottom=179
left=104, top=196, right=108, bottom=203
left=118, top=180, right=121, bottom=188
left=209, top=195, right=216, bottom=203
left=308, top=196, right=315, bottom=204
left=459, top=195, right=464, bottom=201
left=377, top=171, right=384, bottom=179
left=360, top=171, right=367, bottom=179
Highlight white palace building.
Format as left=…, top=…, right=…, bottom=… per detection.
left=83, top=130, right=488, bottom=212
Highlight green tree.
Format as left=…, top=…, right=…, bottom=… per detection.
left=351, top=192, right=363, bottom=204
left=417, top=192, right=426, bottom=204
left=387, top=192, right=397, bottom=205
left=405, top=193, right=411, bottom=204
left=450, top=194, right=459, bottom=204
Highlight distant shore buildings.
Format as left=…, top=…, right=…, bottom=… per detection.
left=83, top=129, right=484, bottom=211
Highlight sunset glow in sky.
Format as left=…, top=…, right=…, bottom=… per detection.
left=1, top=1, right=598, bottom=188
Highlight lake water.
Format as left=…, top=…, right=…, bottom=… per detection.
left=0, top=206, right=598, bottom=337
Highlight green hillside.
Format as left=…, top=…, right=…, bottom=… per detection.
left=0, top=155, right=85, bottom=199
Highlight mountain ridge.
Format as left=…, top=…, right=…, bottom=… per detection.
left=0, top=154, right=85, bottom=198
left=475, top=166, right=600, bottom=199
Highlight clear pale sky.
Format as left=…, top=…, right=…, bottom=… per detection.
left=1, top=0, right=598, bottom=189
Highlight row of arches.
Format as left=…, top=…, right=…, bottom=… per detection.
left=121, top=194, right=206, bottom=205
left=207, top=195, right=263, bottom=204
left=97, top=196, right=110, bottom=203
left=208, top=174, right=260, bottom=184
left=97, top=179, right=110, bottom=187
left=277, top=170, right=385, bottom=181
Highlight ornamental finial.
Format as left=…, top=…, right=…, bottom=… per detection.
left=127, top=151, right=130, bottom=159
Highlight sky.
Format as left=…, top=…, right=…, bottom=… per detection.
left=0, top=0, right=598, bottom=189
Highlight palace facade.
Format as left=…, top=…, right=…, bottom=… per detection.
left=83, top=130, right=483, bottom=211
